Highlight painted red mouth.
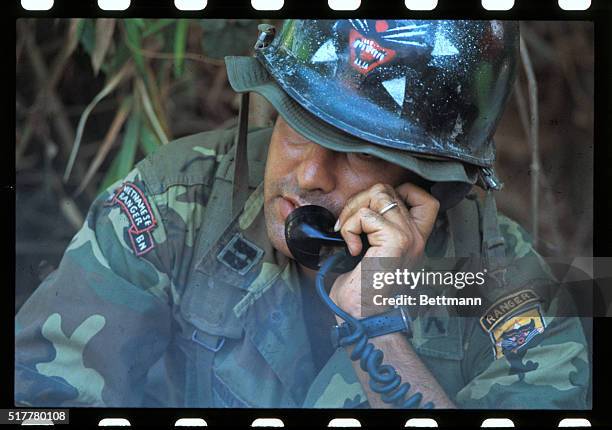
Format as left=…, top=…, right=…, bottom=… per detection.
left=349, top=29, right=396, bottom=75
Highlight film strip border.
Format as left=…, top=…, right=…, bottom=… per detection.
left=7, top=0, right=612, bottom=428
left=0, top=409, right=602, bottom=427
left=12, top=0, right=600, bottom=13
left=10, top=0, right=608, bottom=16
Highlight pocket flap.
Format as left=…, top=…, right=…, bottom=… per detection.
left=179, top=270, right=246, bottom=339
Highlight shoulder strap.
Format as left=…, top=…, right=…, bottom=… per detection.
left=232, top=93, right=250, bottom=216
left=198, top=156, right=237, bottom=255
left=445, top=191, right=507, bottom=289
left=444, top=192, right=506, bottom=352
left=481, top=191, right=507, bottom=288
left=445, top=195, right=481, bottom=259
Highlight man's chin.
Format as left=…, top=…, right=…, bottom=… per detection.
left=264, top=215, right=294, bottom=262
left=272, top=237, right=294, bottom=262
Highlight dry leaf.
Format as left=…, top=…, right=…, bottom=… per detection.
left=92, top=19, right=117, bottom=75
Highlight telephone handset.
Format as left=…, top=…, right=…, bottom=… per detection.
left=285, top=205, right=369, bottom=274
left=284, top=181, right=471, bottom=272
left=285, top=205, right=433, bottom=409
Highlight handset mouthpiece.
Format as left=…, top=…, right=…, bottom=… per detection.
left=285, top=205, right=367, bottom=272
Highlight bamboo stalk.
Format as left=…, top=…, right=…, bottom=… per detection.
left=74, top=98, right=133, bottom=197
left=137, top=78, right=169, bottom=145
left=63, top=61, right=134, bottom=182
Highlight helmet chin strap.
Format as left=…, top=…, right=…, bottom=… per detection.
left=235, top=21, right=274, bottom=210
left=232, top=92, right=251, bottom=217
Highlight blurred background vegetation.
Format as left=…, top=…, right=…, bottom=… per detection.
left=15, top=19, right=593, bottom=310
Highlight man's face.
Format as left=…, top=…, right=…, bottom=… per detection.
left=263, top=115, right=422, bottom=259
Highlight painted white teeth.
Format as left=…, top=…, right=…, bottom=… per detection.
left=353, top=58, right=369, bottom=69
left=354, top=38, right=386, bottom=63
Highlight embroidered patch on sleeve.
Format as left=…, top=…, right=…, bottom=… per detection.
left=110, top=181, right=157, bottom=233
left=489, top=306, right=546, bottom=359
left=479, top=289, right=541, bottom=333
left=479, top=289, right=546, bottom=359
left=108, top=181, right=158, bottom=256
left=129, top=229, right=155, bottom=256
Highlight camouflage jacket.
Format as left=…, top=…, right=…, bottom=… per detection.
left=15, top=126, right=590, bottom=409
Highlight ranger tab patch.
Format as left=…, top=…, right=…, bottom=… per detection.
left=110, top=181, right=157, bottom=234
left=479, top=289, right=541, bottom=332
left=479, top=289, right=546, bottom=359
left=109, top=181, right=158, bottom=256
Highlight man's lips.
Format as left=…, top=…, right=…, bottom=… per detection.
left=278, top=195, right=304, bottom=220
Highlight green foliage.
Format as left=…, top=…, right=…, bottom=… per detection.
left=78, top=20, right=96, bottom=56
left=124, top=20, right=146, bottom=76
left=139, top=123, right=161, bottom=157
left=173, top=20, right=189, bottom=78
left=141, top=19, right=175, bottom=38
left=199, top=19, right=259, bottom=59
left=98, top=110, right=140, bottom=193
left=68, top=19, right=259, bottom=195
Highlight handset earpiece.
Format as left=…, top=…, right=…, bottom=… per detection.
left=285, top=205, right=369, bottom=273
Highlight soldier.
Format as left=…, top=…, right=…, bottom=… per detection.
left=15, top=20, right=590, bottom=409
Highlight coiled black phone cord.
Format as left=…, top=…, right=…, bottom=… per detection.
left=315, top=253, right=434, bottom=409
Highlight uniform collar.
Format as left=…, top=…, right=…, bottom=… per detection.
left=194, top=181, right=287, bottom=292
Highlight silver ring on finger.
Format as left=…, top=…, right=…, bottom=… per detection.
left=379, top=201, right=399, bottom=216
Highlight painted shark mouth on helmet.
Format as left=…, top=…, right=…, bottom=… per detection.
left=349, top=29, right=396, bottom=75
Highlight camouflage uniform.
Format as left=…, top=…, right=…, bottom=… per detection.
left=15, top=126, right=590, bottom=409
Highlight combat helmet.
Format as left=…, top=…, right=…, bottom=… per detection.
left=225, top=19, right=519, bottom=211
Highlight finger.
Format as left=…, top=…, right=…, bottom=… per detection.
left=395, top=182, right=440, bottom=239
left=366, top=184, right=413, bottom=229
left=375, top=193, right=412, bottom=228
left=336, top=183, right=397, bottom=231
left=340, top=207, right=394, bottom=256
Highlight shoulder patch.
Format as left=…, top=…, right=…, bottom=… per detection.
left=479, top=289, right=546, bottom=359
left=109, top=181, right=157, bottom=233
left=108, top=181, right=158, bottom=256
left=479, top=289, right=540, bottom=333
left=489, top=306, right=546, bottom=359
left=129, top=230, right=155, bottom=256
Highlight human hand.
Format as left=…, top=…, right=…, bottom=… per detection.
left=328, top=182, right=440, bottom=319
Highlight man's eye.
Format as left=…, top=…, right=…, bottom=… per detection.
left=355, top=153, right=374, bottom=160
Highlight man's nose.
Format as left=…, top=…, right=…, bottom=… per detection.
left=296, top=144, right=337, bottom=194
